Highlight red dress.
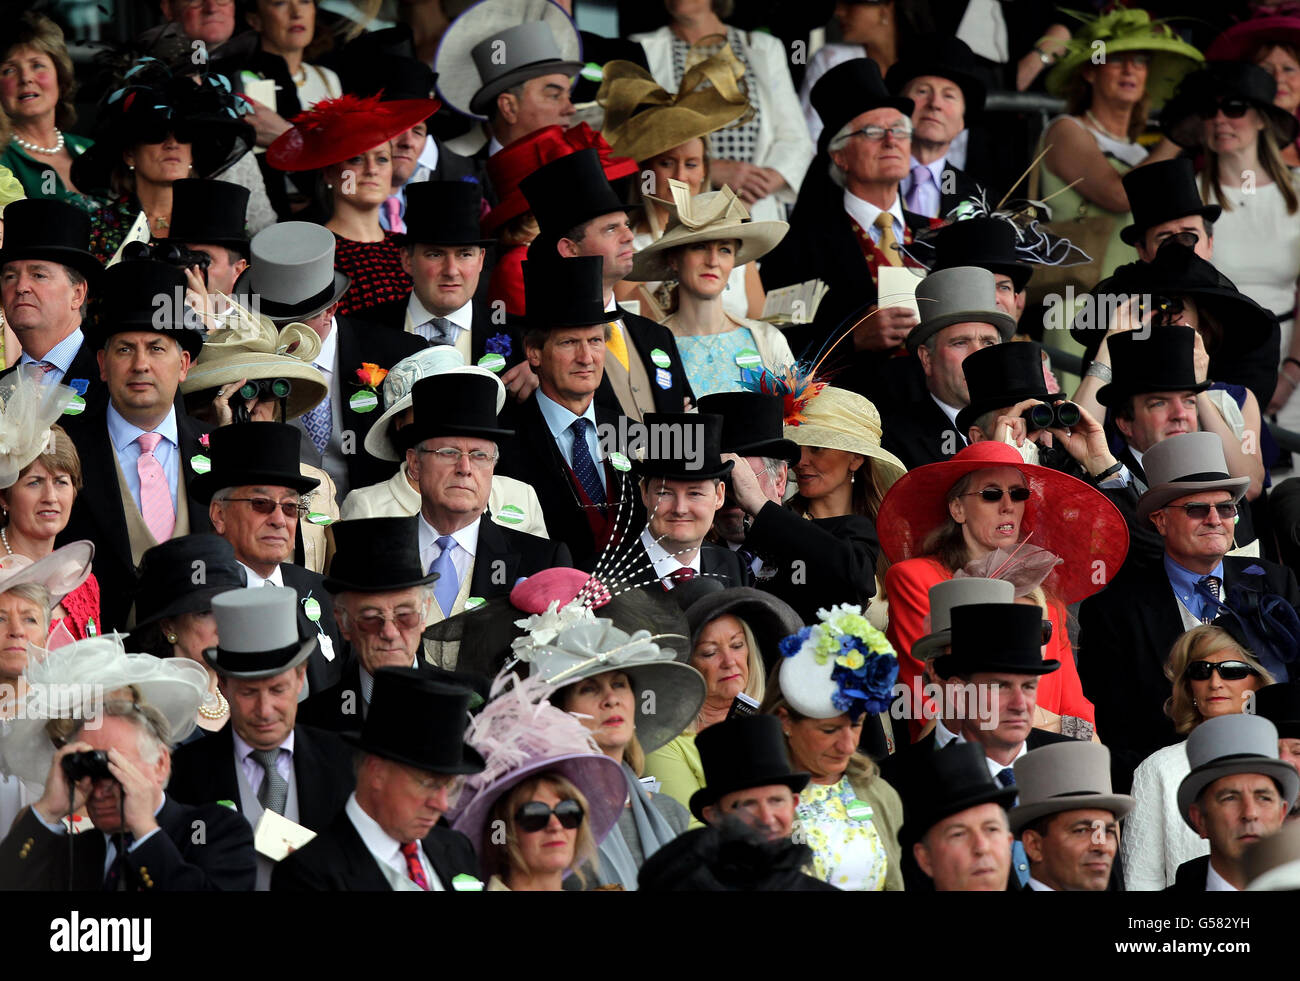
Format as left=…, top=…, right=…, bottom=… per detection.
left=488, top=244, right=527, bottom=318
left=50, top=574, right=102, bottom=642
left=332, top=232, right=412, bottom=315
left=884, top=556, right=1095, bottom=741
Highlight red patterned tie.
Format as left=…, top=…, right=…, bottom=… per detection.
left=663, top=567, right=696, bottom=591
left=400, top=841, right=429, bottom=890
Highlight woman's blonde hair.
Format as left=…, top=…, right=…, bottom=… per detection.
left=4, top=14, right=77, bottom=130
left=487, top=772, right=597, bottom=888
left=1164, top=625, right=1274, bottom=735
left=552, top=671, right=646, bottom=776
left=759, top=659, right=879, bottom=788
left=1065, top=67, right=1149, bottom=142
left=1201, top=127, right=1299, bottom=214
left=687, top=615, right=766, bottom=734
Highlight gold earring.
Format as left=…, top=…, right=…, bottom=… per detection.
left=167, top=633, right=178, bottom=644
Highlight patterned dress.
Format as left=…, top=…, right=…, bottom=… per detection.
left=332, top=232, right=412, bottom=316
left=675, top=326, right=762, bottom=397
left=794, top=776, right=890, bottom=891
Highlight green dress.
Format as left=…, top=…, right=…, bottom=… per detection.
left=0, top=134, right=94, bottom=203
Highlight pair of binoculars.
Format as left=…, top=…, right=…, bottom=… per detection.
left=1022, top=401, right=1081, bottom=432
left=228, top=378, right=291, bottom=408
left=61, top=750, right=113, bottom=783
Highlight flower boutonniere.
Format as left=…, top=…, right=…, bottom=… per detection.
left=198, top=433, right=210, bottom=449
left=485, top=334, right=512, bottom=358
left=350, top=363, right=387, bottom=413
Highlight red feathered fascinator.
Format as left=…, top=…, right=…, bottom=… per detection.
left=267, top=93, right=441, bottom=172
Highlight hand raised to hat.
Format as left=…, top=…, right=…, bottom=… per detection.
left=721, top=452, right=769, bottom=516
left=242, top=97, right=292, bottom=148
left=33, top=740, right=96, bottom=825
left=1043, top=401, right=1118, bottom=479
left=1191, top=328, right=1210, bottom=385
left=852, top=304, right=918, bottom=353
left=107, top=748, right=162, bottom=839
left=501, top=361, right=539, bottom=403
left=184, top=266, right=217, bottom=333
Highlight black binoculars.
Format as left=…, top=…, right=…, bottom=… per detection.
left=1021, top=401, right=1081, bottom=432
left=228, top=378, right=292, bottom=407
left=61, top=750, right=113, bottom=783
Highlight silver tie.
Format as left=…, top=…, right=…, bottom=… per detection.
left=251, top=748, right=289, bottom=814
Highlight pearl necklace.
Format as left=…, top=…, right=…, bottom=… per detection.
left=10, top=130, right=65, bottom=155
left=0, top=526, right=11, bottom=555
left=198, top=688, right=229, bottom=720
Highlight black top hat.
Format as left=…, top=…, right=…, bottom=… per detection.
left=811, top=57, right=914, bottom=154
left=933, top=603, right=1061, bottom=679
left=1162, top=61, right=1300, bottom=152
left=684, top=587, right=804, bottom=674
left=696, top=392, right=801, bottom=465
left=633, top=412, right=735, bottom=482
left=0, top=199, right=102, bottom=282
left=522, top=253, right=610, bottom=330
left=405, top=372, right=515, bottom=447
left=85, top=259, right=207, bottom=358
left=955, top=341, right=1059, bottom=433
left=900, top=742, right=1019, bottom=848
left=1097, top=326, right=1211, bottom=407
left=885, top=34, right=986, bottom=117
left=399, top=181, right=493, bottom=247
left=688, top=715, right=810, bottom=822
left=130, top=533, right=247, bottom=632
left=323, top=516, right=440, bottom=595
left=520, top=148, right=631, bottom=242
left=1255, top=683, right=1300, bottom=740
left=191, top=421, right=322, bottom=503
left=168, top=178, right=251, bottom=253
left=931, top=218, right=1031, bottom=292
left=1119, top=158, right=1221, bottom=246
left=337, top=25, right=439, bottom=103
left=346, top=668, right=486, bottom=775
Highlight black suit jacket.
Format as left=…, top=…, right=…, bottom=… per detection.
left=350, top=297, right=522, bottom=372
left=167, top=723, right=355, bottom=832
left=880, top=394, right=963, bottom=471
left=0, top=336, right=108, bottom=416
left=594, top=311, right=695, bottom=416
left=57, top=401, right=212, bottom=632
left=270, top=808, right=479, bottom=891
left=937, top=164, right=984, bottom=218
left=623, top=538, right=749, bottom=595
left=427, top=138, right=494, bottom=203
left=1078, top=555, right=1300, bottom=793
left=1166, top=855, right=1212, bottom=893
left=467, top=512, right=573, bottom=597
left=279, top=562, right=348, bottom=697
left=0, top=796, right=256, bottom=890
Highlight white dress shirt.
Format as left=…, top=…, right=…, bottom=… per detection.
left=345, top=792, right=444, bottom=890
left=933, top=718, right=959, bottom=748
left=1206, top=861, right=1239, bottom=892
left=843, top=189, right=904, bottom=249
left=418, top=512, right=479, bottom=583
left=239, top=561, right=285, bottom=588
left=107, top=403, right=181, bottom=516
left=406, top=293, right=472, bottom=345
left=535, top=389, right=607, bottom=494
left=640, top=526, right=701, bottom=587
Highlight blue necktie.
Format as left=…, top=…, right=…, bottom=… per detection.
left=1196, top=575, right=1224, bottom=624
left=302, top=394, right=331, bottom=453
left=430, top=535, right=460, bottom=618
left=103, top=833, right=134, bottom=891
left=568, top=418, right=606, bottom=506
left=997, top=768, right=1030, bottom=887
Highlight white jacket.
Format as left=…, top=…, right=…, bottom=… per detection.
left=1122, top=741, right=1209, bottom=890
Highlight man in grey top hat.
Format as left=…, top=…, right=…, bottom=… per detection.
left=168, top=587, right=355, bottom=891
left=1167, top=714, right=1298, bottom=892
left=1078, top=432, right=1300, bottom=794
left=1009, top=742, right=1134, bottom=891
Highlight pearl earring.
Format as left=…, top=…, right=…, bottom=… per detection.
left=167, top=633, right=178, bottom=644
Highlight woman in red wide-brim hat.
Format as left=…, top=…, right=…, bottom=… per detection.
left=268, top=93, right=439, bottom=315
left=878, top=440, right=1130, bottom=742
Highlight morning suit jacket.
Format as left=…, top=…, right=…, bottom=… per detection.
left=1165, top=855, right=1212, bottom=894
left=428, top=137, right=494, bottom=204
left=880, top=393, right=963, bottom=471
left=624, top=539, right=749, bottom=595
left=57, top=400, right=212, bottom=632
left=595, top=310, right=694, bottom=416
left=280, top=561, right=348, bottom=697
left=496, top=395, right=645, bottom=571
left=1077, top=555, right=1300, bottom=794
left=270, top=808, right=479, bottom=891
left=167, top=723, right=355, bottom=832
left=351, top=296, right=522, bottom=372
left=0, top=334, right=108, bottom=416
left=0, top=796, right=256, bottom=891
left=296, top=654, right=477, bottom=733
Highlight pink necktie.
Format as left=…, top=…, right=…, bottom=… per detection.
left=136, top=431, right=175, bottom=543
left=383, top=196, right=405, bottom=234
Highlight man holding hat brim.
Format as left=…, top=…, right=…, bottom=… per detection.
left=56, top=258, right=210, bottom=634
left=168, top=586, right=355, bottom=890
left=405, top=370, right=570, bottom=628
left=273, top=668, right=485, bottom=891
left=434, top=0, right=581, bottom=158
left=168, top=177, right=251, bottom=299
left=1167, top=714, right=1299, bottom=891
left=877, top=266, right=1015, bottom=472
left=1009, top=742, right=1135, bottom=891
left=235, top=221, right=424, bottom=498
left=1078, top=432, right=1300, bottom=793
left=691, top=715, right=809, bottom=842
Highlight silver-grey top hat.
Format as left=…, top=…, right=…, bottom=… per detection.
left=912, top=578, right=1015, bottom=663
left=1176, top=714, right=1300, bottom=831
left=233, top=222, right=351, bottom=322
left=203, top=586, right=316, bottom=679
left=906, top=265, right=1017, bottom=355
left=435, top=0, right=583, bottom=119
left=1008, top=741, right=1136, bottom=833
left=1136, top=431, right=1251, bottom=522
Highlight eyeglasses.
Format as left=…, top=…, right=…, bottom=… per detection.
left=1185, top=659, right=1259, bottom=682
left=962, top=486, right=1031, bottom=504
left=417, top=447, right=498, bottom=469
left=1162, top=502, right=1239, bottom=520
left=350, top=608, right=424, bottom=634
left=515, top=799, right=585, bottom=833
left=225, top=497, right=307, bottom=519
left=1155, top=231, right=1199, bottom=250
left=1112, top=52, right=1152, bottom=67
left=847, top=124, right=913, bottom=143
left=411, top=771, right=465, bottom=803
left=1198, top=99, right=1251, bottom=120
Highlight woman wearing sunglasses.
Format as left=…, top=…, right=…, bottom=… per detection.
left=1122, top=624, right=1273, bottom=890
left=877, top=441, right=1129, bottom=744
left=482, top=776, right=598, bottom=891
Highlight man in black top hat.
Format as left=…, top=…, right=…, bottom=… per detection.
left=168, top=586, right=354, bottom=890
left=1120, top=158, right=1220, bottom=265
left=519, top=149, right=693, bottom=420
left=885, top=35, right=987, bottom=219
left=56, top=259, right=210, bottom=632
left=0, top=199, right=106, bottom=411
left=168, top=177, right=251, bottom=299
left=929, top=217, right=1032, bottom=325
left=272, top=669, right=485, bottom=891
left=1257, top=683, right=1300, bottom=818
left=691, top=715, right=809, bottom=842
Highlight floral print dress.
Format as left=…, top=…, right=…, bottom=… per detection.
left=795, top=776, right=889, bottom=891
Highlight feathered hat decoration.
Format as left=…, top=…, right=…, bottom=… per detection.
left=0, top=365, right=77, bottom=490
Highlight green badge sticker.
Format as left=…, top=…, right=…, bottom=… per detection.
left=477, top=352, right=506, bottom=374
left=846, top=799, right=874, bottom=822
left=464, top=596, right=486, bottom=611
left=216, top=799, right=238, bottom=811
left=86, top=618, right=98, bottom=638
left=609, top=451, right=631, bottom=472
left=580, top=62, right=604, bottom=83
left=735, top=348, right=763, bottom=368
left=306, top=512, right=334, bottom=526
left=62, top=395, right=86, bottom=416
left=650, top=347, right=671, bottom=369
left=190, top=454, right=211, bottom=475
left=303, top=597, right=321, bottom=622
left=349, top=390, right=379, bottom=413
left=452, top=873, right=485, bottom=891
left=497, top=504, right=524, bottom=525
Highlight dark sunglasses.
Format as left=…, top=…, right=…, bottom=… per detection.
left=1156, top=231, right=1199, bottom=250
left=963, top=486, right=1031, bottom=504
left=1040, top=620, right=1054, bottom=646
left=1162, top=502, right=1239, bottom=520
left=1185, top=660, right=1259, bottom=682
left=1198, top=99, right=1251, bottom=120
left=225, top=497, right=307, bottom=519
left=515, top=799, right=585, bottom=833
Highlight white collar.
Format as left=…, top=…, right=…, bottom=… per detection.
left=314, top=317, right=338, bottom=372
left=232, top=728, right=295, bottom=762
left=407, top=292, right=473, bottom=331
left=345, top=792, right=408, bottom=870
left=842, top=188, right=903, bottom=236
left=487, top=134, right=504, bottom=157
left=604, top=293, right=619, bottom=313
left=934, top=718, right=959, bottom=748
left=239, top=561, right=284, bottom=588
left=640, top=526, right=701, bottom=584
left=1026, top=875, right=1055, bottom=891
left=416, top=134, right=439, bottom=173
left=931, top=393, right=963, bottom=429
left=1206, top=860, right=1240, bottom=891
left=418, top=511, right=481, bottom=558
left=953, top=730, right=1029, bottom=777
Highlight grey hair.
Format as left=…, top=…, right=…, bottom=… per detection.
left=1, top=582, right=51, bottom=626
left=826, top=120, right=859, bottom=188
left=210, top=486, right=236, bottom=506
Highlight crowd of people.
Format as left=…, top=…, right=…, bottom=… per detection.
left=2, top=0, right=1300, bottom=896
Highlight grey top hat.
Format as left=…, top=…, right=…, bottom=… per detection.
left=1136, top=431, right=1251, bottom=523
left=1176, top=714, right=1300, bottom=831
left=435, top=0, right=583, bottom=119
left=912, top=578, right=1015, bottom=664
left=905, top=266, right=1017, bottom=355
left=203, top=587, right=316, bottom=679
left=1008, top=742, right=1135, bottom=833
left=233, top=222, right=351, bottom=322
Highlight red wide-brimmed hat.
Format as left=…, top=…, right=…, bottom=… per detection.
left=483, top=122, right=637, bottom=234
left=267, top=93, right=441, bottom=172
left=1206, top=14, right=1300, bottom=63
left=875, top=441, right=1129, bottom=604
